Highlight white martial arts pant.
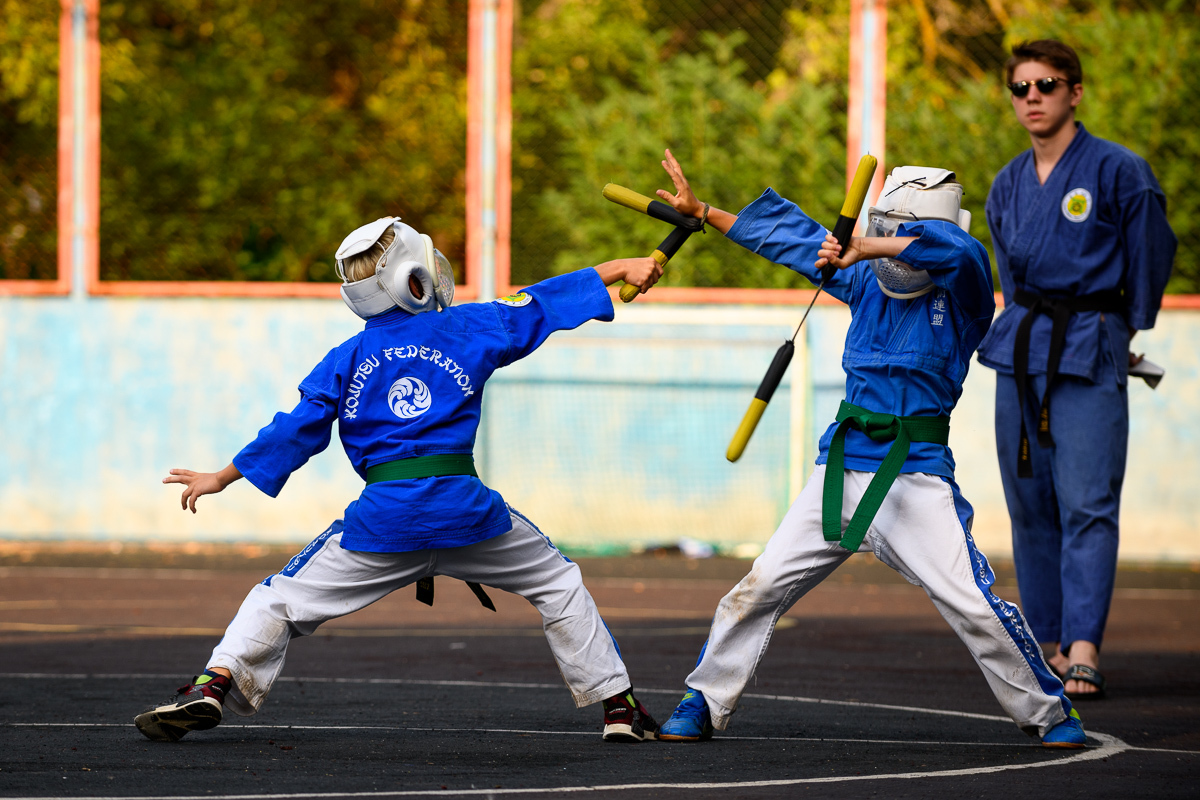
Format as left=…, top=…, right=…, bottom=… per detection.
left=687, top=466, right=1071, bottom=737
left=209, top=508, right=630, bottom=716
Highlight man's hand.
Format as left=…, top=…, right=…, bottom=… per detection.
left=595, top=257, right=664, bottom=294
left=163, top=463, right=243, bottom=514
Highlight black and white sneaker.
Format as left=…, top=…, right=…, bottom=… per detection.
left=602, top=691, right=659, bottom=742
left=134, top=670, right=231, bottom=742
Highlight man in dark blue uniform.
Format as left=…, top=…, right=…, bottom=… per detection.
left=979, top=40, right=1176, bottom=698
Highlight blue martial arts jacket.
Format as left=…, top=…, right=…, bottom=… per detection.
left=231, top=269, right=615, bottom=553
left=728, top=189, right=995, bottom=478
left=978, top=124, right=1175, bottom=383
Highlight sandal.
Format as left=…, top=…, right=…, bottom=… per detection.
left=1063, top=664, right=1106, bottom=699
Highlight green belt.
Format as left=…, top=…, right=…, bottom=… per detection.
left=822, top=401, right=950, bottom=553
left=364, top=454, right=492, bottom=612
left=365, top=454, right=477, bottom=485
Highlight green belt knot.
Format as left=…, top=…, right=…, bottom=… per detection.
left=853, top=412, right=904, bottom=443
left=822, top=401, right=950, bottom=553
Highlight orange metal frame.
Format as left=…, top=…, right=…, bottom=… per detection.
left=4, top=1, right=1198, bottom=311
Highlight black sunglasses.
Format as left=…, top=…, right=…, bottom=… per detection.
left=1007, top=77, right=1070, bottom=98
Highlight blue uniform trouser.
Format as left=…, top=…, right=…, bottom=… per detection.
left=994, top=366, right=1128, bottom=650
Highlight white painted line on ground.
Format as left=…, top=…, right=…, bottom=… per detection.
left=0, top=672, right=1163, bottom=797
left=5, top=721, right=1080, bottom=748
left=1127, top=745, right=1200, bottom=755
left=0, top=736, right=1129, bottom=800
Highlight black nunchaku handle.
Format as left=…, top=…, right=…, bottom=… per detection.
left=824, top=213, right=859, bottom=283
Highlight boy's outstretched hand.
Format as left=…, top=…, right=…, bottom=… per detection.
left=595, top=257, right=664, bottom=295
left=657, top=148, right=705, bottom=218
left=163, top=463, right=243, bottom=513
left=656, top=148, right=738, bottom=234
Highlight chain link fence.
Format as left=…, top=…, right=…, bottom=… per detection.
left=511, top=0, right=849, bottom=289
left=884, top=0, right=1200, bottom=294
left=4, top=1, right=1198, bottom=289
left=512, top=0, right=1200, bottom=293
left=94, top=0, right=468, bottom=284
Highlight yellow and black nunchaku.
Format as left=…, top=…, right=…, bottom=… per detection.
left=726, top=154, right=879, bottom=463
left=602, top=183, right=704, bottom=302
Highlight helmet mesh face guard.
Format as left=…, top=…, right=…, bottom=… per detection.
left=335, top=217, right=455, bottom=319
left=865, top=167, right=971, bottom=300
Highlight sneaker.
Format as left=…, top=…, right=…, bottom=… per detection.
left=657, top=687, right=714, bottom=742
left=602, top=690, right=659, bottom=742
left=1042, top=708, right=1087, bottom=749
left=134, top=670, right=232, bottom=742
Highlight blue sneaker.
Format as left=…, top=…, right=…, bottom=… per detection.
left=657, top=687, right=714, bottom=742
left=1042, top=708, right=1087, bottom=749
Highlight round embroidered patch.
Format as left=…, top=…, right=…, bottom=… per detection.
left=1061, top=188, right=1092, bottom=223
left=496, top=292, right=533, bottom=307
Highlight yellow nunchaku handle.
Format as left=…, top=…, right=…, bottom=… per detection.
left=726, top=154, right=879, bottom=462
left=603, top=183, right=702, bottom=303
left=617, top=230, right=688, bottom=302
left=602, top=183, right=655, bottom=216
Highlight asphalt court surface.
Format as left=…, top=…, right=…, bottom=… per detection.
left=2, top=551, right=1198, bottom=798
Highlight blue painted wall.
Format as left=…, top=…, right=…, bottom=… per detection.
left=2, top=295, right=1197, bottom=561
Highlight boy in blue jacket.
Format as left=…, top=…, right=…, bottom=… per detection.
left=135, top=217, right=662, bottom=744
left=650, top=150, right=1085, bottom=748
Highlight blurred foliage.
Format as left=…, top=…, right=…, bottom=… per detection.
left=885, top=0, right=1200, bottom=293
left=95, top=0, right=468, bottom=282
left=511, top=0, right=848, bottom=288
left=0, top=0, right=58, bottom=280
left=3, top=0, right=1199, bottom=291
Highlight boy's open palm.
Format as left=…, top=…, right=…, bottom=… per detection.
left=163, top=464, right=242, bottom=513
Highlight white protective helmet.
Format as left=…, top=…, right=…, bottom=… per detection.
left=864, top=167, right=972, bottom=299
left=335, top=217, right=455, bottom=319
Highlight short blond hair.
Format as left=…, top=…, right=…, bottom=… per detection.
left=341, top=226, right=395, bottom=282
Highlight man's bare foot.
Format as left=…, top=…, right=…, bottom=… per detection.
left=1061, top=640, right=1102, bottom=695
left=1045, top=643, right=1070, bottom=677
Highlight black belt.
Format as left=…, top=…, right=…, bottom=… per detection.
left=1011, top=289, right=1124, bottom=478
left=364, top=455, right=495, bottom=612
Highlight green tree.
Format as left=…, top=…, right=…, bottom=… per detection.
left=887, top=0, right=1200, bottom=291
left=97, top=0, right=469, bottom=282
left=512, top=0, right=849, bottom=288
left=0, top=0, right=58, bottom=280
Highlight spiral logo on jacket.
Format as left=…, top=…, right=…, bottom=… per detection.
left=1061, top=188, right=1092, bottom=223
left=388, top=377, right=433, bottom=419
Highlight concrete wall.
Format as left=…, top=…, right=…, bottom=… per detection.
left=2, top=294, right=1197, bottom=562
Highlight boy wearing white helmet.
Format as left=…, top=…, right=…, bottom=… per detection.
left=649, top=150, right=1085, bottom=748
left=135, top=217, right=664, bottom=744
